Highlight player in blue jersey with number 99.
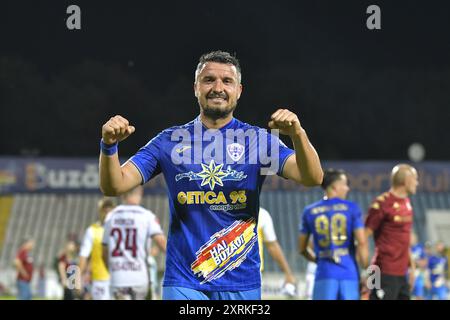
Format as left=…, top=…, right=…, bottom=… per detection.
left=298, top=169, right=369, bottom=300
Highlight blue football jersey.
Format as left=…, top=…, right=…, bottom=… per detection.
left=300, top=197, right=364, bottom=281
left=128, top=116, right=294, bottom=291
left=428, top=255, right=448, bottom=288
left=411, top=243, right=427, bottom=261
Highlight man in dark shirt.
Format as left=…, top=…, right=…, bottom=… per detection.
left=365, top=164, right=418, bottom=300
left=14, top=237, right=35, bottom=300
left=58, top=240, right=79, bottom=300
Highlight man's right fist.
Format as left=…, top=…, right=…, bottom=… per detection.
left=102, top=115, right=136, bottom=144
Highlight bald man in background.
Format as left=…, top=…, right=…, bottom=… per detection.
left=365, top=164, right=419, bottom=300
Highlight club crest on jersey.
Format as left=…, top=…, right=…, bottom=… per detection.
left=226, top=143, right=245, bottom=162
left=175, top=160, right=247, bottom=190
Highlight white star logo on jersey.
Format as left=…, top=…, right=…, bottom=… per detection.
left=197, top=160, right=228, bottom=190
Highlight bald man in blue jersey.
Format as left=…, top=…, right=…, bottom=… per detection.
left=98, top=51, right=323, bottom=300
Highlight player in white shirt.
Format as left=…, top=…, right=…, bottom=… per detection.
left=304, top=261, right=317, bottom=300
left=257, top=207, right=297, bottom=298
left=102, top=186, right=166, bottom=300
left=146, top=244, right=161, bottom=300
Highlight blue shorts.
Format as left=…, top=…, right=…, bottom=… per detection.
left=412, top=277, right=426, bottom=298
left=313, top=279, right=359, bottom=300
left=17, top=280, right=32, bottom=300
left=430, top=286, right=448, bottom=300
left=413, top=283, right=425, bottom=298
left=162, top=286, right=261, bottom=300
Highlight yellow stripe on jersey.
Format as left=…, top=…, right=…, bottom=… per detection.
left=90, top=223, right=109, bottom=281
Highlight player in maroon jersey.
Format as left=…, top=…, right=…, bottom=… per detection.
left=14, top=237, right=35, bottom=300
left=365, top=164, right=419, bottom=300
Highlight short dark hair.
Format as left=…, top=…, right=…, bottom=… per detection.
left=195, top=50, right=242, bottom=83
left=321, top=169, right=346, bottom=190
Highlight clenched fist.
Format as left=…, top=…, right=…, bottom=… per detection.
left=268, top=109, right=303, bottom=137
left=102, top=115, right=136, bottom=145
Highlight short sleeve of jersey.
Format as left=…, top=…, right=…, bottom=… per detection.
left=128, top=132, right=164, bottom=184
left=79, top=227, right=94, bottom=258
left=147, top=212, right=163, bottom=237
left=365, top=199, right=385, bottom=232
left=260, top=131, right=294, bottom=176
left=259, top=208, right=277, bottom=242
left=300, top=208, right=311, bottom=234
left=352, top=203, right=364, bottom=230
